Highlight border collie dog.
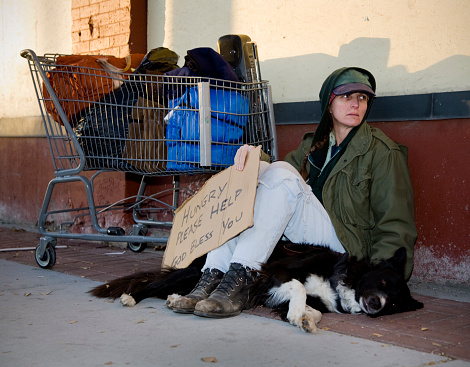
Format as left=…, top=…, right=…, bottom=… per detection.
left=89, top=241, right=423, bottom=333
left=246, top=243, right=423, bottom=332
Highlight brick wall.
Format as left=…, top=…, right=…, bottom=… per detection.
left=71, top=0, right=147, bottom=57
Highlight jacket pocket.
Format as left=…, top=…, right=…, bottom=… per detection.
left=336, top=166, right=375, bottom=230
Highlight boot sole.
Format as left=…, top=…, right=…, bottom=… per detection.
left=193, top=309, right=242, bottom=319
left=171, top=308, right=195, bottom=314
left=166, top=304, right=195, bottom=314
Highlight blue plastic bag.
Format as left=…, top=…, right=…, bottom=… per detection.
left=166, top=108, right=243, bottom=145
left=169, top=87, right=249, bottom=127
left=166, top=143, right=239, bottom=171
left=165, top=86, right=246, bottom=171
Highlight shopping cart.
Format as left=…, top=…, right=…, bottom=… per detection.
left=20, top=49, right=277, bottom=269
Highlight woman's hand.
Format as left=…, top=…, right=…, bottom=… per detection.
left=234, top=144, right=256, bottom=171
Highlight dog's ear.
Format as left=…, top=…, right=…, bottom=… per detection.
left=388, top=247, right=407, bottom=272
left=333, top=252, right=350, bottom=276
left=330, top=252, right=350, bottom=288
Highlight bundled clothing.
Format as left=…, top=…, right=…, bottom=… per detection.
left=166, top=47, right=239, bottom=82
left=43, top=54, right=145, bottom=126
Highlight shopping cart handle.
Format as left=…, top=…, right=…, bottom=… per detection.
left=20, top=49, right=34, bottom=60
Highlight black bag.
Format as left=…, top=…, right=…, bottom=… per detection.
left=75, top=82, right=142, bottom=170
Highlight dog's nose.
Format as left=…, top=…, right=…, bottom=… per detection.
left=365, top=294, right=383, bottom=312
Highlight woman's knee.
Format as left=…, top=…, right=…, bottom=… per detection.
left=259, top=162, right=307, bottom=191
left=268, top=161, right=300, bottom=175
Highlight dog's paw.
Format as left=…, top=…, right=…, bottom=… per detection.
left=299, top=306, right=322, bottom=333
left=120, top=293, right=136, bottom=307
left=337, top=283, right=363, bottom=314
left=348, top=303, right=363, bottom=314
left=166, top=293, right=198, bottom=313
left=165, top=293, right=183, bottom=309
left=288, top=306, right=322, bottom=333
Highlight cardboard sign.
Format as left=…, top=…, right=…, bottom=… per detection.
left=162, top=146, right=261, bottom=269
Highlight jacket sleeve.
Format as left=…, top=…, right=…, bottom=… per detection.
left=369, top=146, right=417, bottom=279
left=260, top=149, right=271, bottom=163
left=283, top=133, right=314, bottom=172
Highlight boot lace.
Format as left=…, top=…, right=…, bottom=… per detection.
left=216, top=264, right=252, bottom=295
left=195, top=268, right=223, bottom=289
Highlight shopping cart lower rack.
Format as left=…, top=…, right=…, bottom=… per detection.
left=20, top=49, right=277, bottom=269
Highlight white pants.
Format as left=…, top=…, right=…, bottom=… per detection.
left=202, top=161, right=344, bottom=272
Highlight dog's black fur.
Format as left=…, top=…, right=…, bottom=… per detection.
left=89, top=241, right=423, bottom=331
left=247, top=243, right=423, bottom=331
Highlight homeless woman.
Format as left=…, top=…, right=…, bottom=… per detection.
left=167, top=67, right=417, bottom=318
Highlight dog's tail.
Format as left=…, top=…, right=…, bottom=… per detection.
left=88, top=255, right=207, bottom=303
left=88, top=270, right=167, bottom=299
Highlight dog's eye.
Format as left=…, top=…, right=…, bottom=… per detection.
left=381, top=279, right=387, bottom=287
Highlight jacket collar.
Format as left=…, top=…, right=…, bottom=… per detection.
left=328, top=122, right=372, bottom=175
left=349, top=121, right=372, bottom=155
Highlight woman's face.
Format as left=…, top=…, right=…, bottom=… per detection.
left=329, top=92, right=369, bottom=131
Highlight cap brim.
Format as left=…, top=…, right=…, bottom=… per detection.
left=333, top=82, right=375, bottom=96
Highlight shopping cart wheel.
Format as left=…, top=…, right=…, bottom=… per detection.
left=35, top=243, right=56, bottom=269
left=128, top=241, right=147, bottom=252
left=127, top=225, right=148, bottom=253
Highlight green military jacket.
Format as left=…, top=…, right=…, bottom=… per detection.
left=284, top=121, right=417, bottom=279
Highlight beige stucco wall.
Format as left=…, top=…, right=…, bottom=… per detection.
left=0, top=0, right=72, bottom=121
left=149, top=0, right=470, bottom=103
left=2, top=0, right=469, bottom=124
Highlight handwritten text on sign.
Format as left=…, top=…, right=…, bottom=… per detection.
left=162, top=146, right=261, bottom=269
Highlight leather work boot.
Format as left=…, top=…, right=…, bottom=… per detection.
left=166, top=268, right=224, bottom=314
left=193, top=262, right=256, bottom=318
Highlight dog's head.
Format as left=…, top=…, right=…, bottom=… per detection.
left=355, top=248, right=423, bottom=317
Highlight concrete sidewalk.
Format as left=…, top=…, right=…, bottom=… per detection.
left=1, top=225, right=469, bottom=366
left=1, top=258, right=468, bottom=367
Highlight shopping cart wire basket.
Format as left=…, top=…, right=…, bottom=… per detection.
left=20, top=49, right=277, bottom=268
